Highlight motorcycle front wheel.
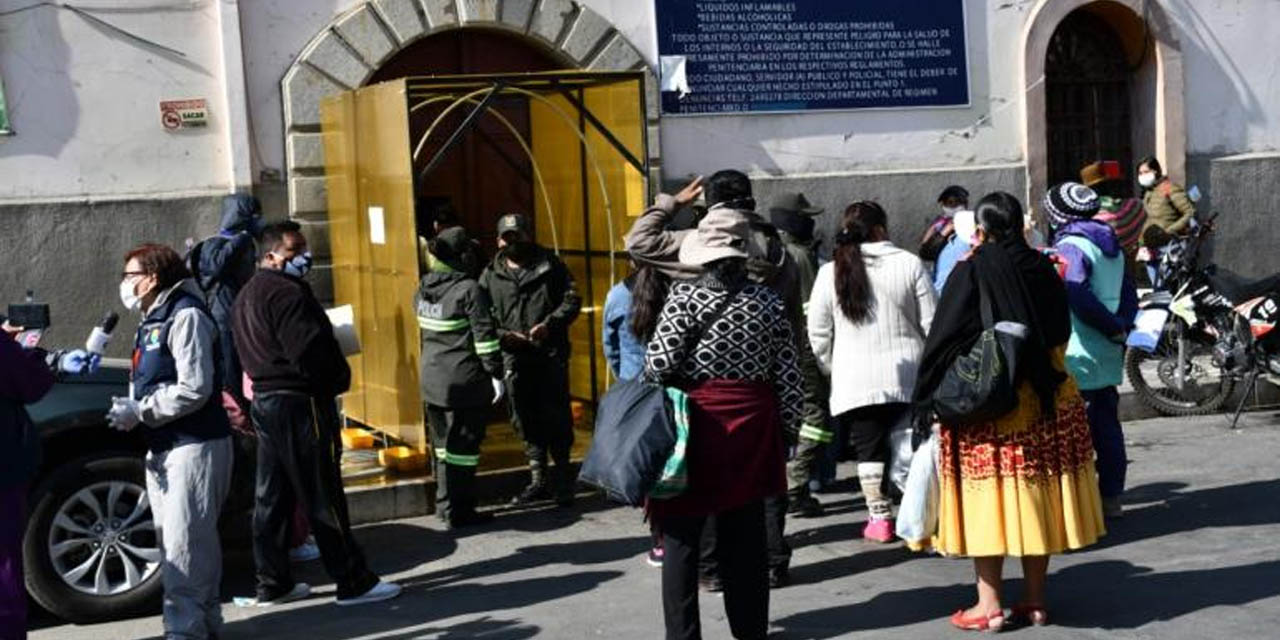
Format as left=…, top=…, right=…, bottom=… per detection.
left=1124, top=319, right=1235, bottom=416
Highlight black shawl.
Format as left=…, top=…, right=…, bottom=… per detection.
left=912, top=238, right=1071, bottom=417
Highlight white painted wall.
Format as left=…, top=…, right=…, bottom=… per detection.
left=5, top=0, right=1280, bottom=205
left=1163, top=0, right=1280, bottom=156
left=0, top=1, right=232, bottom=201
left=239, top=0, right=352, bottom=177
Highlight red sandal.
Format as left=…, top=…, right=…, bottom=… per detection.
left=1010, top=603, right=1049, bottom=627
left=950, top=608, right=1006, bottom=632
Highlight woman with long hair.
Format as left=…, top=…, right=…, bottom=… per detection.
left=913, top=192, right=1105, bottom=631
left=603, top=261, right=673, bottom=566
left=807, top=201, right=936, bottom=542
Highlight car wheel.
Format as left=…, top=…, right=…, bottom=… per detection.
left=24, top=453, right=162, bottom=623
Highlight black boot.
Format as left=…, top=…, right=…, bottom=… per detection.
left=511, top=464, right=550, bottom=505
left=787, top=492, right=825, bottom=518
left=550, top=447, right=575, bottom=507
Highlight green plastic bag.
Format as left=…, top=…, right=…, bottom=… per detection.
left=649, top=387, right=690, bottom=499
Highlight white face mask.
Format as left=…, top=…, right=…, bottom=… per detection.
left=1138, top=172, right=1158, bottom=188
left=119, top=278, right=141, bottom=311
left=942, top=205, right=963, bottom=217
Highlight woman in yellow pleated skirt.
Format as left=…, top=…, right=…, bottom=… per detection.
left=911, top=192, right=1106, bottom=631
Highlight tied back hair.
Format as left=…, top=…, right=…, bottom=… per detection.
left=628, top=265, right=670, bottom=343
left=834, top=201, right=887, bottom=324
left=973, top=192, right=1025, bottom=244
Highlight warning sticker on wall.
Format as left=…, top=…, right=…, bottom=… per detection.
left=159, top=98, right=208, bottom=130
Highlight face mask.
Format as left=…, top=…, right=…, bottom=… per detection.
left=942, top=205, right=963, bottom=217
left=281, top=252, right=312, bottom=278
left=119, top=278, right=141, bottom=311
left=1138, top=172, right=1157, bottom=188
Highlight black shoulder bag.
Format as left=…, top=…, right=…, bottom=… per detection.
left=930, top=269, right=1030, bottom=426
left=579, top=284, right=744, bottom=505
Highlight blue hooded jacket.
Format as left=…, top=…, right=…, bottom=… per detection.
left=188, top=194, right=262, bottom=395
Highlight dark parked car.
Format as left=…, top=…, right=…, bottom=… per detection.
left=23, top=359, right=254, bottom=623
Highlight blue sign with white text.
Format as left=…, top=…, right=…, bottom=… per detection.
left=655, top=0, right=970, bottom=115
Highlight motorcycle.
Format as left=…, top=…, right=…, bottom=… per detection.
left=1125, top=213, right=1280, bottom=422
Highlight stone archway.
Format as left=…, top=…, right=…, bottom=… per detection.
left=280, top=1, right=660, bottom=253
left=1022, top=0, right=1185, bottom=203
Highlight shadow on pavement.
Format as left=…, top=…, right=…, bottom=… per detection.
left=774, top=478, right=1280, bottom=637
left=1097, top=478, right=1280, bottom=549
left=404, top=534, right=650, bottom=591
left=221, top=571, right=621, bottom=639
left=1051, top=559, right=1280, bottom=629
left=787, top=546, right=916, bottom=588
left=358, top=615, right=539, bottom=640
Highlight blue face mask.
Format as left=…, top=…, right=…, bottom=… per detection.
left=280, top=252, right=312, bottom=278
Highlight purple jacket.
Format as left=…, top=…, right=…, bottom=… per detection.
left=0, top=333, right=56, bottom=486
left=1053, top=219, right=1138, bottom=337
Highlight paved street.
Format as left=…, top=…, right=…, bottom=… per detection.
left=31, top=412, right=1280, bottom=639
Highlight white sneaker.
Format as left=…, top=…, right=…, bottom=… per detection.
left=289, top=540, right=321, bottom=563
left=336, top=581, right=402, bottom=606
left=234, top=582, right=311, bottom=607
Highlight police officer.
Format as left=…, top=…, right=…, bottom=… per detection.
left=479, top=214, right=582, bottom=506
left=416, top=227, right=505, bottom=527
left=769, top=192, right=833, bottom=518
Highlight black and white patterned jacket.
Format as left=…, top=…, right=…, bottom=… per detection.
left=644, top=276, right=804, bottom=437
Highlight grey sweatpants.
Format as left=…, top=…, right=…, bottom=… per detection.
left=145, top=437, right=233, bottom=640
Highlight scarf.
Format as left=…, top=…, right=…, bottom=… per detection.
left=913, top=238, right=1070, bottom=418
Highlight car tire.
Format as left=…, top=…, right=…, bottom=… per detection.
left=24, top=453, right=163, bottom=623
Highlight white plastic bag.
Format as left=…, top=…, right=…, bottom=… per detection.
left=895, top=433, right=940, bottom=548
left=888, top=413, right=914, bottom=492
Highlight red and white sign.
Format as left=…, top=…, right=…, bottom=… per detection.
left=159, top=98, right=208, bottom=130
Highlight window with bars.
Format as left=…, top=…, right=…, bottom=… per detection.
left=1045, top=11, right=1132, bottom=195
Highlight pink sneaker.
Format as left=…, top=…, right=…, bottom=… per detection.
left=863, top=517, right=896, bottom=543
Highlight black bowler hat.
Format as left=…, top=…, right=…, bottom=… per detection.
left=769, top=192, right=823, bottom=241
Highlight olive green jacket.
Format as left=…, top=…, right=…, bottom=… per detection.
left=1142, top=178, right=1196, bottom=239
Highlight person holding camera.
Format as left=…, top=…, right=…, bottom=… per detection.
left=0, top=319, right=98, bottom=639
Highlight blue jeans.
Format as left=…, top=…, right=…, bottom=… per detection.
left=1081, top=387, right=1127, bottom=498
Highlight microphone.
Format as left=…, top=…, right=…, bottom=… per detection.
left=85, top=311, right=119, bottom=356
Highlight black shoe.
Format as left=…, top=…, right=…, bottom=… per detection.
left=699, top=576, right=724, bottom=593
left=446, top=510, right=495, bottom=529
left=787, top=494, right=825, bottom=518
left=511, top=481, right=550, bottom=505
left=554, top=482, right=576, bottom=507
left=769, top=567, right=790, bottom=589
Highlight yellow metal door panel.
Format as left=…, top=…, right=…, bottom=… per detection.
left=352, top=80, right=426, bottom=451
left=320, top=91, right=368, bottom=421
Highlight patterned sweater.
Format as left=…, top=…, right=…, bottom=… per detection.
left=644, top=276, right=804, bottom=436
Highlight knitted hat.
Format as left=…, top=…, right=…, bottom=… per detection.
left=1042, top=182, right=1100, bottom=229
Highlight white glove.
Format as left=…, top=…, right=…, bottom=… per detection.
left=491, top=377, right=505, bottom=405
left=107, top=397, right=142, bottom=432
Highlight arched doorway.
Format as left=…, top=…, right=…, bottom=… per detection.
left=368, top=29, right=566, bottom=252
left=1044, top=10, right=1133, bottom=193
left=1021, top=0, right=1185, bottom=203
